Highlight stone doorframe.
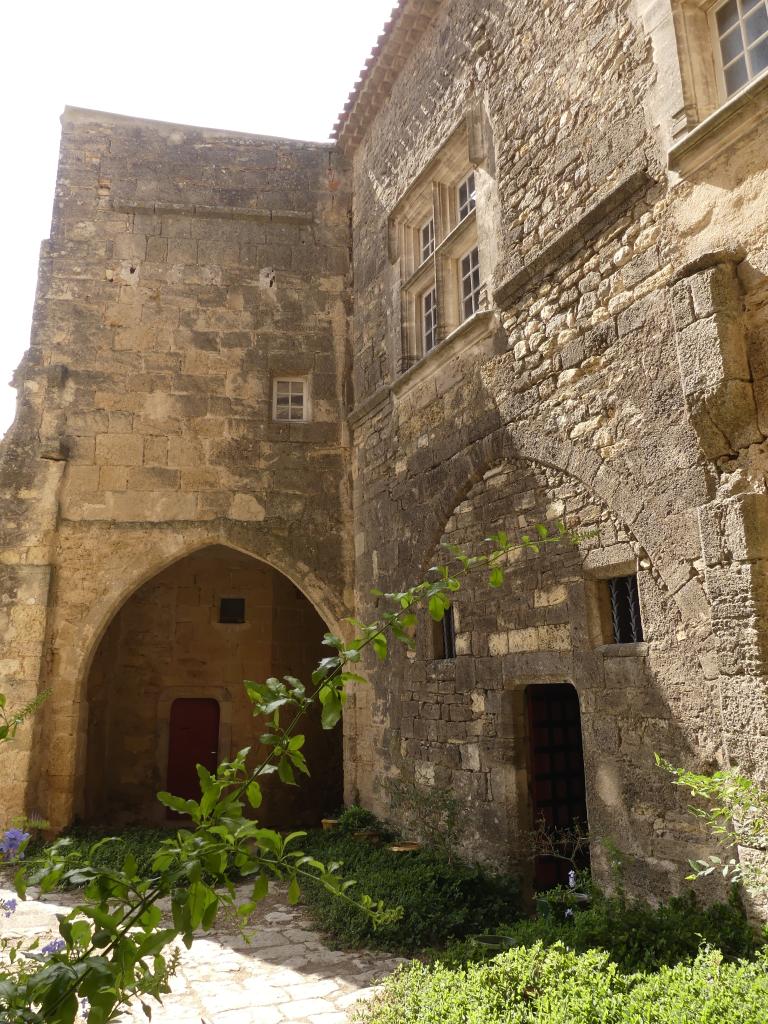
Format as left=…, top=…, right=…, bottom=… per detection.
left=153, top=686, right=235, bottom=825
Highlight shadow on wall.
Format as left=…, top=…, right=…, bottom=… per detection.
left=82, top=544, right=342, bottom=830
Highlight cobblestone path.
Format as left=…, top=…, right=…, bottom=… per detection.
left=0, top=883, right=403, bottom=1023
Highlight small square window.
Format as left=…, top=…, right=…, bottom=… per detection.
left=433, top=605, right=456, bottom=660
left=458, top=171, right=476, bottom=222
left=460, top=247, right=481, bottom=320
left=607, top=576, right=643, bottom=644
left=422, top=286, right=438, bottom=352
left=420, top=217, right=435, bottom=263
left=712, top=0, right=768, bottom=98
left=219, top=597, right=245, bottom=624
left=273, top=378, right=307, bottom=422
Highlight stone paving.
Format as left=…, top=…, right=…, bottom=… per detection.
left=0, top=883, right=403, bottom=1023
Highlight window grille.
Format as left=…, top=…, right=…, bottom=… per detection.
left=713, top=0, right=768, bottom=97
left=420, top=217, right=435, bottom=263
left=458, top=171, right=476, bottom=222
left=273, top=379, right=306, bottom=422
left=422, top=287, right=438, bottom=352
left=608, top=576, right=643, bottom=644
left=434, top=605, right=456, bottom=660
left=219, top=597, right=245, bottom=624
left=461, top=247, right=481, bottom=320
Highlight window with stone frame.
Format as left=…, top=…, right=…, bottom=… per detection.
left=648, top=0, right=768, bottom=152
left=710, top=0, right=768, bottom=98
left=272, top=377, right=309, bottom=422
left=389, top=122, right=489, bottom=373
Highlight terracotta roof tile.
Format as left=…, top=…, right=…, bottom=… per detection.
left=331, top=0, right=443, bottom=149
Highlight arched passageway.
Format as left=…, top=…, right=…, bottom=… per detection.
left=83, top=545, right=343, bottom=828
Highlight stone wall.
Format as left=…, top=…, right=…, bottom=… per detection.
left=85, top=546, right=342, bottom=828
left=345, top=0, right=768, bottom=901
left=0, top=108, right=353, bottom=829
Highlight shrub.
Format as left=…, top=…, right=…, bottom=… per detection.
left=26, top=826, right=168, bottom=882
left=437, top=887, right=762, bottom=973
left=301, top=829, right=520, bottom=952
left=357, top=943, right=768, bottom=1024
left=335, top=805, right=385, bottom=835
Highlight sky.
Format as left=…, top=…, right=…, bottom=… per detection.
left=0, top=0, right=397, bottom=437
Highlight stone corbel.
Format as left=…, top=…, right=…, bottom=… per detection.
left=670, top=251, right=761, bottom=459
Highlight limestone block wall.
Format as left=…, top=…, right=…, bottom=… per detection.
left=345, top=0, right=768, bottom=900
left=84, top=546, right=342, bottom=828
left=0, top=108, right=353, bottom=828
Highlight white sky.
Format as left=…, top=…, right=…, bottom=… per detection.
left=0, top=0, right=396, bottom=438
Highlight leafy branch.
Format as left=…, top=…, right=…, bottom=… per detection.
left=0, top=520, right=576, bottom=1022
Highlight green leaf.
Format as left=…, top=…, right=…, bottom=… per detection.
left=246, top=781, right=263, bottom=808
left=428, top=595, right=445, bottom=622
left=287, top=876, right=300, bottom=905
left=278, top=757, right=296, bottom=786
left=371, top=633, right=387, bottom=661
left=319, top=686, right=343, bottom=729
left=489, top=567, right=504, bottom=588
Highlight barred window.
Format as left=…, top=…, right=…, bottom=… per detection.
left=712, top=0, right=768, bottom=97
left=273, top=379, right=307, bottom=422
left=461, top=247, right=481, bottom=320
left=458, top=171, right=476, bottom=222
left=608, top=576, right=644, bottom=644
left=422, top=287, right=438, bottom=352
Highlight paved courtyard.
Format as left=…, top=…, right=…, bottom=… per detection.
left=0, top=882, right=403, bottom=1023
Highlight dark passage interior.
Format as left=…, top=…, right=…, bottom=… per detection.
left=83, top=545, right=343, bottom=829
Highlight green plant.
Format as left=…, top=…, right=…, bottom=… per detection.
left=439, top=887, right=762, bottom=974
left=24, top=828, right=170, bottom=883
left=300, top=828, right=521, bottom=952
left=335, top=805, right=382, bottom=835
left=0, top=523, right=573, bottom=1021
left=384, top=777, right=461, bottom=860
left=657, top=756, right=768, bottom=892
left=355, top=942, right=768, bottom=1024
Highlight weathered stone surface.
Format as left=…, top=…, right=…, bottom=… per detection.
left=1, top=1, right=768, bottom=913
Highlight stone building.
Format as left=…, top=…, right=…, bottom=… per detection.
left=1, top=0, right=767, bottom=899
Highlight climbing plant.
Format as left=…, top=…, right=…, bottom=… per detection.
left=0, top=521, right=574, bottom=1023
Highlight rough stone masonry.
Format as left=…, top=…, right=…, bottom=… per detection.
left=1, top=0, right=767, bottom=909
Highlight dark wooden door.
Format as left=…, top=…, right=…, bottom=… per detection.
left=526, top=683, right=588, bottom=889
left=166, top=698, right=220, bottom=817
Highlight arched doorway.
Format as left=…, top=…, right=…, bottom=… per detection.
left=83, top=545, right=343, bottom=829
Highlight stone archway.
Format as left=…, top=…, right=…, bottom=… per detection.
left=82, top=544, right=343, bottom=829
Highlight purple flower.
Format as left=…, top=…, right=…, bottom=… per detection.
left=79, top=996, right=90, bottom=1020
left=0, top=828, right=31, bottom=861
left=41, top=938, right=66, bottom=955
left=567, top=870, right=577, bottom=889
left=564, top=908, right=574, bottom=919
left=2, top=898, right=17, bottom=918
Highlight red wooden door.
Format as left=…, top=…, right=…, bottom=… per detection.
left=166, top=699, right=220, bottom=816
left=526, top=684, right=589, bottom=889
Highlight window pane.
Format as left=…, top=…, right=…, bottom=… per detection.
left=745, top=4, right=768, bottom=43
left=720, top=24, right=745, bottom=63
left=276, top=381, right=289, bottom=394
left=749, top=34, right=768, bottom=71
left=741, top=0, right=763, bottom=13
left=276, top=396, right=289, bottom=407
left=717, top=0, right=740, bottom=33
left=725, top=54, right=750, bottom=92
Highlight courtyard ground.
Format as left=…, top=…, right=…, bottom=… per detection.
left=0, top=881, right=404, bottom=1023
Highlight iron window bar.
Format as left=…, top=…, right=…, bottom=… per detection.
left=608, top=575, right=643, bottom=644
